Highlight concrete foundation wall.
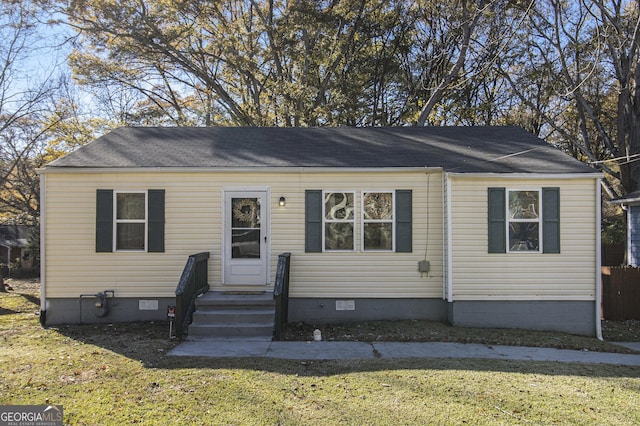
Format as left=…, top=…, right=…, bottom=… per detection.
left=289, top=298, right=596, bottom=336
left=44, top=296, right=597, bottom=337
left=448, top=300, right=596, bottom=336
left=288, top=298, right=449, bottom=323
left=44, top=297, right=175, bottom=325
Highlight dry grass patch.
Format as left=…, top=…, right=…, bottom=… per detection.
left=283, top=319, right=639, bottom=353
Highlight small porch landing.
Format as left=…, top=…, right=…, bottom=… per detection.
left=186, top=291, right=275, bottom=341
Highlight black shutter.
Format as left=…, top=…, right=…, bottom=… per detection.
left=305, top=190, right=322, bottom=252
left=96, top=189, right=113, bottom=252
left=488, top=188, right=506, bottom=253
left=395, top=190, right=412, bottom=252
left=148, top=189, right=165, bottom=252
left=542, top=187, right=560, bottom=253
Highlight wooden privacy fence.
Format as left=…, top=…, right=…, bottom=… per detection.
left=601, top=267, right=640, bottom=320
left=601, top=243, right=625, bottom=266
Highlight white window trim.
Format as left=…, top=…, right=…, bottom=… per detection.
left=114, top=190, right=148, bottom=252
left=322, top=190, right=356, bottom=252
left=361, top=191, right=395, bottom=252
left=506, top=188, right=542, bottom=253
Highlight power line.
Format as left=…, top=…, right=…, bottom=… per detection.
left=589, top=153, right=640, bottom=165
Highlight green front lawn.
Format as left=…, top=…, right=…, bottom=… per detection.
left=1, top=288, right=639, bottom=425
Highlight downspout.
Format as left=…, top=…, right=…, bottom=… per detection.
left=441, top=171, right=446, bottom=299
left=445, top=172, right=453, bottom=303
left=39, top=172, right=46, bottom=327
left=595, top=178, right=603, bottom=340
left=626, top=205, right=632, bottom=266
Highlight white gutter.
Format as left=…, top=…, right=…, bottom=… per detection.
left=38, top=166, right=445, bottom=175
left=39, top=172, right=46, bottom=324
left=445, top=172, right=604, bottom=180
left=595, top=178, right=603, bottom=340
left=38, top=167, right=601, bottom=180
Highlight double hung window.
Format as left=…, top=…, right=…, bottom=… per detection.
left=488, top=187, right=560, bottom=254
left=96, top=189, right=165, bottom=253
left=507, top=190, right=540, bottom=252
left=323, top=192, right=355, bottom=251
left=115, top=192, right=147, bottom=251
left=305, top=189, right=411, bottom=253
left=362, top=192, right=394, bottom=251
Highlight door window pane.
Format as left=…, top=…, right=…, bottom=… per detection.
left=231, top=198, right=261, bottom=258
left=232, top=230, right=261, bottom=258
left=232, top=198, right=261, bottom=227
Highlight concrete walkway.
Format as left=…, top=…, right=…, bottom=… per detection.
left=168, top=339, right=640, bottom=366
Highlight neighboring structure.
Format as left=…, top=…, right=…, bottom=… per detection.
left=38, top=126, right=603, bottom=336
left=0, top=225, right=34, bottom=276
left=609, top=190, right=640, bottom=267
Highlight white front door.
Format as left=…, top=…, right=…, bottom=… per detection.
left=223, top=190, right=269, bottom=285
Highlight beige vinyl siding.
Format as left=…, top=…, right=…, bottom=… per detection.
left=449, top=176, right=598, bottom=301
left=43, top=170, right=444, bottom=299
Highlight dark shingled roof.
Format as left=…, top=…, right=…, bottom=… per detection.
left=0, top=225, right=31, bottom=248
left=45, top=126, right=596, bottom=174
left=609, top=189, right=640, bottom=205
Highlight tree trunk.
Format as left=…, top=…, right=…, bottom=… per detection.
left=415, top=0, right=482, bottom=126
left=622, top=116, right=640, bottom=194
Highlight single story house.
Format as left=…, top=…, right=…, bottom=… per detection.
left=38, top=126, right=603, bottom=336
left=0, top=225, right=34, bottom=275
left=609, top=190, right=640, bottom=267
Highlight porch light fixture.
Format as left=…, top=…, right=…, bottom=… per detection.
left=279, top=196, right=286, bottom=207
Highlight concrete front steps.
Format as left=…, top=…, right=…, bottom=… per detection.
left=187, top=291, right=275, bottom=341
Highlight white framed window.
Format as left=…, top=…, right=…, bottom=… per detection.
left=362, top=191, right=394, bottom=251
left=323, top=191, right=355, bottom=251
left=507, top=189, right=541, bottom=252
left=114, top=191, right=147, bottom=251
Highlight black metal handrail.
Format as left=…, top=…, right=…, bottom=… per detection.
left=273, top=252, right=291, bottom=340
left=175, top=252, right=210, bottom=339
